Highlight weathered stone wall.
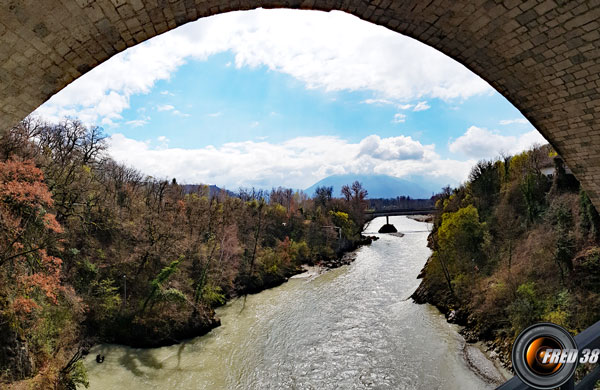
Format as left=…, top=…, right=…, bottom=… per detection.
left=1, top=0, right=600, bottom=205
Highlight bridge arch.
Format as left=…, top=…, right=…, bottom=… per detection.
left=1, top=1, right=599, bottom=204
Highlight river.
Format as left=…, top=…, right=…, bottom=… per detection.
left=83, top=216, right=503, bottom=389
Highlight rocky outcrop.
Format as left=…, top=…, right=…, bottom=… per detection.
left=103, top=310, right=222, bottom=348
left=322, top=252, right=357, bottom=269
left=0, top=324, right=34, bottom=381
left=411, top=260, right=468, bottom=325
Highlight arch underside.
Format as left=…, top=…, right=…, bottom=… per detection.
left=1, top=0, right=599, bottom=204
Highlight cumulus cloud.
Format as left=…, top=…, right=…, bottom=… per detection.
left=449, top=126, right=547, bottom=159
left=107, top=133, right=471, bottom=189
left=516, top=129, right=548, bottom=150
left=34, top=9, right=491, bottom=126
left=358, top=135, right=430, bottom=160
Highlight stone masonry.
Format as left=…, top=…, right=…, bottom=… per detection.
left=1, top=1, right=600, bottom=206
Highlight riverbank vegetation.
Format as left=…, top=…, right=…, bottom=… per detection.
left=0, top=118, right=369, bottom=389
left=413, top=144, right=600, bottom=365
left=368, top=196, right=434, bottom=212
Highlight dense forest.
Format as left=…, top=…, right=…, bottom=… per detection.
left=413, top=144, right=600, bottom=366
left=0, top=118, right=370, bottom=389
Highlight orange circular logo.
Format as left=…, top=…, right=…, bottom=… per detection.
left=525, top=336, right=563, bottom=375
left=512, top=323, right=578, bottom=389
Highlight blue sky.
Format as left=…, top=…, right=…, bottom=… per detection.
left=34, top=9, right=545, bottom=191
left=119, top=52, right=533, bottom=157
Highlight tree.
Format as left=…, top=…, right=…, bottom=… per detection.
left=351, top=181, right=368, bottom=208
left=141, top=255, right=184, bottom=314
left=437, top=205, right=486, bottom=275
left=0, top=158, right=65, bottom=310
left=469, top=160, right=501, bottom=219
left=547, top=200, right=575, bottom=283
left=580, top=189, right=600, bottom=241
left=314, top=186, right=333, bottom=208
left=341, top=181, right=368, bottom=233
left=520, top=172, right=548, bottom=224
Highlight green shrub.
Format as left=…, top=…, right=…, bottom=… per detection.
left=508, top=282, right=542, bottom=335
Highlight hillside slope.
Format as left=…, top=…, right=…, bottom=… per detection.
left=412, top=145, right=600, bottom=366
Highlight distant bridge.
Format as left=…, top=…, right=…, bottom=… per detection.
left=365, top=208, right=436, bottom=219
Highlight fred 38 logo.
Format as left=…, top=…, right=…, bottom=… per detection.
left=511, top=322, right=598, bottom=389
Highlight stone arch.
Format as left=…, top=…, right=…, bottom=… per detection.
left=1, top=1, right=599, bottom=204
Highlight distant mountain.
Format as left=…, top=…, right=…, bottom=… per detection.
left=305, top=174, right=437, bottom=199
left=181, top=184, right=235, bottom=197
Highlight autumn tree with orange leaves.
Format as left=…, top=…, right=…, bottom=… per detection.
left=0, top=157, right=85, bottom=388
left=0, top=158, right=65, bottom=314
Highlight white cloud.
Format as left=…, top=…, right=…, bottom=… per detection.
left=413, top=101, right=431, bottom=111
left=392, top=113, right=406, bottom=123
left=358, top=134, right=430, bottom=160
left=172, top=110, right=190, bottom=117
left=207, top=111, right=222, bottom=117
left=125, top=119, right=148, bottom=127
left=157, top=104, right=174, bottom=112
left=500, top=118, right=529, bottom=125
left=362, top=99, right=416, bottom=110
left=250, top=121, right=259, bottom=128
left=34, top=9, right=491, bottom=126
left=160, top=90, right=174, bottom=96
left=155, top=104, right=188, bottom=116
left=449, top=126, right=547, bottom=159
left=516, top=129, right=547, bottom=150
left=107, top=133, right=471, bottom=189
left=362, top=98, right=395, bottom=106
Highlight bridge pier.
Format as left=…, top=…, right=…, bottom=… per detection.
left=378, top=215, right=398, bottom=233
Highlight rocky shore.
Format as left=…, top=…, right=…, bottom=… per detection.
left=463, top=342, right=511, bottom=385
left=460, top=325, right=514, bottom=369
left=412, top=258, right=514, bottom=373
